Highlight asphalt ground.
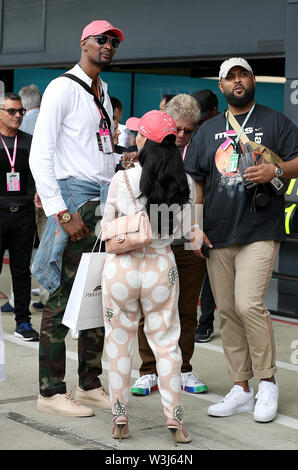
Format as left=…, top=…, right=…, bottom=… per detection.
left=1, top=258, right=298, bottom=459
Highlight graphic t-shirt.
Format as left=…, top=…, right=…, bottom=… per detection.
left=0, top=130, right=35, bottom=207
left=184, top=103, right=298, bottom=247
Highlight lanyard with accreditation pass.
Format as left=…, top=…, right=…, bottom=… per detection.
left=225, top=103, right=255, bottom=173
left=96, top=109, right=114, bottom=154
left=62, top=73, right=114, bottom=154
left=0, top=133, right=20, bottom=191
left=93, top=79, right=114, bottom=154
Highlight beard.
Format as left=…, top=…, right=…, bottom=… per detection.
left=224, top=84, right=255, bottom=108
left=91, top=55, right=112, bottom=67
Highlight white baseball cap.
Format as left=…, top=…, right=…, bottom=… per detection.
left=219, top=57, right=253, bottom=81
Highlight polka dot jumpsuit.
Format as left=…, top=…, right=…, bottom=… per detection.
left=102, top=163, right=196, bottom=422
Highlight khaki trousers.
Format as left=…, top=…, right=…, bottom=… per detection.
left=207, top=241, right=279, bottom=381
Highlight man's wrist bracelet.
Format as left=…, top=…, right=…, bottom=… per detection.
left=56, top=210, right=72, bottom=224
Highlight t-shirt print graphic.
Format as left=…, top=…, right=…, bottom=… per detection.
left=214, top=141, right=244, bottom=198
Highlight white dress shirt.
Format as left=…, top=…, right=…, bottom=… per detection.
left=29, top=64, right=118, bottom=216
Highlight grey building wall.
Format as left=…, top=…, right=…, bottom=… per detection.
left=0, top=0, right=287, bottom=67
left=284, top=0, right=298, bottom=124
left=0, top=0, right=297, bottom=127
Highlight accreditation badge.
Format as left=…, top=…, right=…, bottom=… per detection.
left=228, top=150, right=239, bottom=173
left=96, top=129, right=114, bottom=154
left=6, top=172, right=20, bottom=191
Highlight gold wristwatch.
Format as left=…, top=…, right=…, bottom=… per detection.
left=57, top=210, right=72, bottom=224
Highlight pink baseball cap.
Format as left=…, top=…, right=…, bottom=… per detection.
left=126, top=110, right=177, bottom=143
left=81, top=20, right=124, bottom=42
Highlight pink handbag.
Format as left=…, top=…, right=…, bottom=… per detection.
left=101, top=170, right=152, bottom=254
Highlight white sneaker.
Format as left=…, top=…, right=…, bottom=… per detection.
left=208, top=385, right=254, bottom=417
left=181, top=372, right=208, bottom=393
left=131, top=374, right=158, bottom=396
left=254, top=379, right=279, bottom=423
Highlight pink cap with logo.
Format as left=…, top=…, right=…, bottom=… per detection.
left=81, top=20, right=124, bottom=42
left=126, top=110, right=177, bottom=143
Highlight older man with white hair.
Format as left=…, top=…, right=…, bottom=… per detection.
left=132, top=93, right=209, bottom=398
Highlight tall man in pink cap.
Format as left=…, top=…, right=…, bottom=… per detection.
left=29, top=20, right=124, bottom=417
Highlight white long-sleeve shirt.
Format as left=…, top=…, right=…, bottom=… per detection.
left=29, top=64, right=117, bottom=216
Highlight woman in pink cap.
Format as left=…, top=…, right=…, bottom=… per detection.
left=101, top=110, right=197, bottom=445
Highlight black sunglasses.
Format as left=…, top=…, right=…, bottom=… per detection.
left=0, top=107, right=26, bottom=116
left=90, top=34, right=120, bottom=49
left=176, top=127, right=194, bottom=135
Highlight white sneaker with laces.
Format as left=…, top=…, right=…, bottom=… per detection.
left=181, top=372, right=208, bottom=393
left=208, top=385, right=255, bottom=417
left=131, top=374, right=158, bottom=396
left=254, top=379, right=279, bottom=422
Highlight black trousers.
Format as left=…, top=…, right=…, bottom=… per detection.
left=138, top=245, right=207, bottom=375
left=0, top=204, right=36, bottom=325
left=198, top=273, right=216, bottom=331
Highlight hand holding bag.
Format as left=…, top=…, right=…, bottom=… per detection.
left=227, top=111, right=283, bottom=165
left=101, top=170, right=152, bottom=254
left=228, top=110, right=290, bottom=195
left=62, top=232, right=107, bottom=332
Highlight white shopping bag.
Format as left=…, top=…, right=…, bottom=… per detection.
left=62, top=251, right=107, bottom=331
left=0, top=309, right=6, bottom=382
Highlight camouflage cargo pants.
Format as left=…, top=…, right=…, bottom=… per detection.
left=39, top=201, right=105, bottom=397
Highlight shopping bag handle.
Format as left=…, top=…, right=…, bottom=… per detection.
left=92, top=228, right=103, bottom=253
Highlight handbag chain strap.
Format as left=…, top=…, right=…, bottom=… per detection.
left=123, top=169, right=139, bottom=215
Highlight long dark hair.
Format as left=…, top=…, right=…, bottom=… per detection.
left=138, top=134, right=190, bottom=235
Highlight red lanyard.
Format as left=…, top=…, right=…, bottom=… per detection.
left=0, top=133, right=18, bottom=172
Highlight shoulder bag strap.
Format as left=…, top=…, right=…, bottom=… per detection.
left=227, top=110, right=250, bottom=144
left=123, top=169, right=139, bottom=214
left=63, top=73, right=111, bottom=130
left=227, top=109, right=282, bottom=162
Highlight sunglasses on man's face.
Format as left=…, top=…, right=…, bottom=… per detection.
left=91, top=34, right=120, bottom=49
left=176, top=127, right=194, bottom=135
left=0, top=107, right=26, bottom=116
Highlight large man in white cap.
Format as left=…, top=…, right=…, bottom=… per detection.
left=29, top=20, right=124, bottom=417
left=184, top=57, right=298, bottom=423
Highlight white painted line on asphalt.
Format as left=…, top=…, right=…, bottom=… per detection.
left=6, top=333, right=298, bottom=374
left=4, top=332, right=298, bottom=431
left=272, top=315, right=298, bottom=325
left=3, top=334, right=137, bottom=374
left=195, top=342, right=298, bottom=373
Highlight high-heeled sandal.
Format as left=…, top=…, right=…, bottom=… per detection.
left=166, top=407, right=191, bottom=446
left=112, top=400, right=129, bottom=442
left=166, top=418, right=191, bottom=445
